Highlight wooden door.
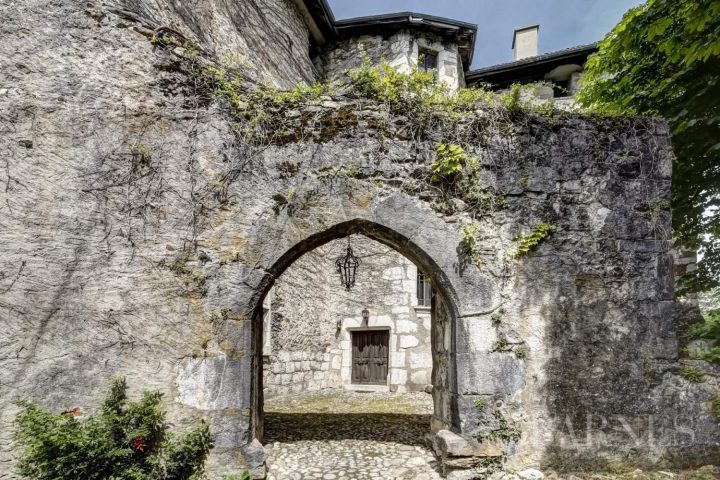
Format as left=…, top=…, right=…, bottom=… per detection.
left=351, top=330, right=389, bottom=384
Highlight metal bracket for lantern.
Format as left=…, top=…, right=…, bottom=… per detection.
left=335, top=241, right=361, bottom=291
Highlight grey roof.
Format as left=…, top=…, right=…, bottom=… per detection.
left=334, top=12, right=477, bottom=31
left=301, top=0, right=337, bottom=41
left=334, top=12, right=477, bottom=68
left=467, top=43, right=598, bottom=79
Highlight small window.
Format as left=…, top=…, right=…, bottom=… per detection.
left=417, top=272, right=433, bottom=307
left=418, top=50, right=438, bottom=72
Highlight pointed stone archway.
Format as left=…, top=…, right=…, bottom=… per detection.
left=249, top=219, right=464, bottom=448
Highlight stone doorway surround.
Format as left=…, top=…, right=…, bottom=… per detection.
left=347, top=327, right=391, bottom=386
left=245, top=218, right=474, bottom=476
left=349, top=329, right=390, bottom=385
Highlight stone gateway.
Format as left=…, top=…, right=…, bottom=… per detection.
left=0, top=0, right=718, bottom=478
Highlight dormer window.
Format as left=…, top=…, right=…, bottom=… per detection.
left=418, top=49, right=438, bottom=72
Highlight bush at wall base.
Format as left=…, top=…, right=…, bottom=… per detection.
left=14, top=377, right=213, bottom=480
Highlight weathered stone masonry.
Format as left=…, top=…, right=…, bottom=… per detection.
left=263, top=237, right=433, bottom=397
left=0, top=1, right=718, bottom=478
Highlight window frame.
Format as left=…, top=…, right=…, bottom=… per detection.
left=416, top=271, right=433, bottom=307
left=418, top=49, right=439, bottom=72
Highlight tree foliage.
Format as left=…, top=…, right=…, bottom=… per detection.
left=576, top=0, right=720, bottom=292
left=14, top=378, right=213, bottom=480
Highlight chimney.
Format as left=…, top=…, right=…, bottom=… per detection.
left=512, top=25, right=539, bottom=60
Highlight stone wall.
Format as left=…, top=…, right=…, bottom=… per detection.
left=1, top=1, right=718, bottom=477
left=94, top=0, right=317, bottom=89
left=263, top=237, right=433, bottom=397
left=320, top=30, right=464, bottom=89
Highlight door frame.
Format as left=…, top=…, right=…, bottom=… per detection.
left=346, top=326, right=391, bottom=386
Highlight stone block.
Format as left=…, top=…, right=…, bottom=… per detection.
left=390, top=350, right=406, bottom=366
left=410, top=370, right=430, bottom=384
left=371, top=315, right=392, bottom=326
left=399, top=335, right=420, bottom=348
left=396, top=319, right=418, bottom=333
left=241, top=439, right=267, bottom=475
left=518, top=469, right=544, bottom=480
left=409, top=351, right=432, bottom=369
left=330, top=355, right=341, bottom=369
left=434, top=430, right=503, bottom=457
left=343, top=317, right=362, bottom=328
left=382, top=266, right=405, bottom=280
left=390, top=368, right=407, bottom=384
left=176, top=355, right=251, bottom=410
left=456, top=353, right=525, bottom=395
left=447, top=471, right=483, bottom=480
left=457, top=316, right=496, bottom=353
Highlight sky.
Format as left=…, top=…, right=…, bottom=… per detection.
left=327, top=0, right=645, bottom=69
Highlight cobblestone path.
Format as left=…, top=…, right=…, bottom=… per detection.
left=263, top=391, right=442, bottom=480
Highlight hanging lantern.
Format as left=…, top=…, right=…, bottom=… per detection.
left=335, top=243, right=361, bottom=291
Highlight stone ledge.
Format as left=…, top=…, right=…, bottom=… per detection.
left=435, top=429, right=503, bottom=457
left=433, top=429, right=504, bottom=476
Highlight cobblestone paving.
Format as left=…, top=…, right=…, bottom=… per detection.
left=264, top=391, right=442, bottom=480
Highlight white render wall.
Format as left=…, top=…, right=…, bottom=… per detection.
left=262, top=236, right=432, bottom=397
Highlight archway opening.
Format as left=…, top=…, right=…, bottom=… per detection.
left=249, top=221, right=460, bottom=477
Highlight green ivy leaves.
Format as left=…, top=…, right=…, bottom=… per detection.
left=509, top=223, right=554, bottom=259
left=431, top=143, right=467, bottom=182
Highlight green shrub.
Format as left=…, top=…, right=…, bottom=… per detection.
left=501, top=84, right=523, bottom=112
left=490, top=308, right=505, bottom=326
left=474, top=398, right=487, bottom=409
left=347, top=46, right=441, bottom=108
left=14, top=378, right=213, bottom=480
left=711, top=391, right=720, bottom=418
left=346, top=45, right=501, bottom=117
left=515, top=346, right=528, bottom=359
left=459, top=223, right=481, bottom=266
left=223, top=473, right=252, bottom=480
left=689, top=311, right=720, bottom=342
left=679, top=366, right=705, bottom=383
left=431, top=144, right=467, bottom=182
left=702, top=347, right=720, bottom=364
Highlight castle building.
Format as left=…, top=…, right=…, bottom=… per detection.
left=1, top=1, right=716, bottom=478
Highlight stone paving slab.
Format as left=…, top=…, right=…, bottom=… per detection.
left=264, top=390, right=441, bottom=479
